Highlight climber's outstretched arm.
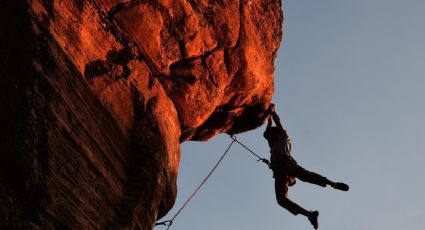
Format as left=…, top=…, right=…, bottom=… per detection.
left=272, top=112, right=285, bottom=133
left=267, top=116, right=273, bottom=129
left=266, top=103, right=275, bottom=129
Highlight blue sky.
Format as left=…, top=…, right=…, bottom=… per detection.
left=158, top=1, right=425, bottom=229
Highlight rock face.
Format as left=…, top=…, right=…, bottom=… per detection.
left=0, top=0, right=282, bottom=229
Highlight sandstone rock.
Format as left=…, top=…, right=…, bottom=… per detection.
left=0, top=0, right=283, bottom=229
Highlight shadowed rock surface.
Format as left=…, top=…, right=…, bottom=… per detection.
left=0, top=0, right=283, bottom=229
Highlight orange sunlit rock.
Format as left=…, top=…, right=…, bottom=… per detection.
left=0, top=0, right=282, bottom=229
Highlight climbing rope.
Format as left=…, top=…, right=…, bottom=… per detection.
left=155, top=135, right=271, bottom=229
left=230, top=135, right=271, bottom=167
left=156, top=138, right=236, bottom=229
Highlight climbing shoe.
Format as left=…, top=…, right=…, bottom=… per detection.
left=308, top=211, right=319, bottom=229
left=331, top=182, right=349, bottom=191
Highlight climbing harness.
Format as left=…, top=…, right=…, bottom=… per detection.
left=156, top=138, right=236, bottom=229
left=155, top=135, right=270, bottom=229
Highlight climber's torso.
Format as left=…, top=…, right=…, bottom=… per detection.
left=270, top=138, right=293, bottom=170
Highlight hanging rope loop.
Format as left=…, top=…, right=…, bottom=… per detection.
left=156, top=138, right=236, bottom=229
left=155, top=135, right=271, bottom=229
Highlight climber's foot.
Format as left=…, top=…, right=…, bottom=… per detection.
left=308, top=211, right=319, bottom=229
left=331, top=182, right=349, bottom=191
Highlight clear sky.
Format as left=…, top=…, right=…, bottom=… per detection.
left=158, top=0, right=425, bottom=229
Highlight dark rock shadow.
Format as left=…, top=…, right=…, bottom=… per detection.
left=84, top=48, right=134, bottom=81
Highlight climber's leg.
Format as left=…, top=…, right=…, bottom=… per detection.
left=274, top=177, right=310, bottom=216
left=274, top=177, right=320, bottom=229
left=285, top=163, right=331, bottom=187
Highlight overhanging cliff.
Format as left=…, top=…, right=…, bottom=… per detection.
left=0, top=0, right=283, bottom=229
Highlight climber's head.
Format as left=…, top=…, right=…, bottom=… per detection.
left=263, top=127, right=288, bottom=143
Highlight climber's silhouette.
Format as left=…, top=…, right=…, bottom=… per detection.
left=264, top=104, right=349, bottom=229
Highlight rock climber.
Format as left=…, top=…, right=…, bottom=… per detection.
left=264, top=104, right=349, bottom=229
